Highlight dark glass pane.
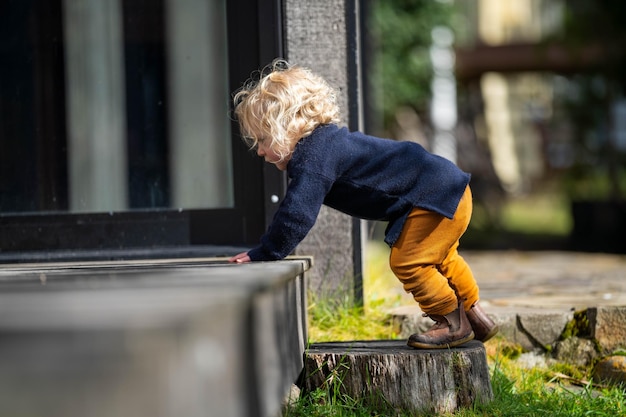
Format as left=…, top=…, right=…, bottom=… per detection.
left=122, top=0, right=170, bottom=208
left=0, top=0, right=67, bottom=212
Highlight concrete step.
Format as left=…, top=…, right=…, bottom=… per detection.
left=0, top=258, right=310, bottom=417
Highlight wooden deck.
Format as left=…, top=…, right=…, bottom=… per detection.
left=0, top=258, right=310, bottom=417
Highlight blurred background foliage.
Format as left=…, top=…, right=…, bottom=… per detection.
left=366, top=0, right=454, bottom=128
left=364, top=0, right=626, bottom=253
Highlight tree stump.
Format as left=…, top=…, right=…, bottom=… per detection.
left=303, top=340, right=493, bottom=414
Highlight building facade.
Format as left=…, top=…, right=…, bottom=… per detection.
left=0, top=0, right=363, bottom=300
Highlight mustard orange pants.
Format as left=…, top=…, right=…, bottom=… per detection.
left=389, top=185, right=479, bottom=316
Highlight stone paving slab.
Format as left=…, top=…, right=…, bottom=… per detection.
left=462, top=251, right=626, bottom=310
left=391, top=251, right=626, bottom=353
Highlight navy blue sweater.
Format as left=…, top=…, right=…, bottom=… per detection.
left=248, top=124, right=471, bottom=261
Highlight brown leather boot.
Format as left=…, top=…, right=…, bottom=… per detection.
left=466, top=302, right=498, bottom=342
left=407, top=300, right=474, bottom=349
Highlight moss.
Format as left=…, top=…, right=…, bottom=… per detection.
left=592, top=338, right=603, bottom=353
left=499, top=343, right=524, bottom=360
left=561, top=309, right=592, bottom=340
left=551, top=361, right=586, bottom=381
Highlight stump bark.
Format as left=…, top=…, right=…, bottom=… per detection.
left=303, top=340, right=493, bottom=414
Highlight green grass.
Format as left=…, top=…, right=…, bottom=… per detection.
left=285, top=240, right=626, bottom=417
left=475, top=352, right=626, bottom=417
left=306, top=296, right=398, bottom=342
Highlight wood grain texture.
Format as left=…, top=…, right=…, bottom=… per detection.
left=303, top=340, right=493, bottom=414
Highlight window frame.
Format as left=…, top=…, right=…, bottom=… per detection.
left=0, top=0, right=286, bottom=263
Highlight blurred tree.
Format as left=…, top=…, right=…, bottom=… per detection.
left=366, top=0, right=454, bottom=132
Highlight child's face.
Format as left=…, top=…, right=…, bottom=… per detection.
left=256, top=140, right=290, bottom=171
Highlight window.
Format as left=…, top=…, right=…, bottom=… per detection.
left=0, top=0, right=285, bottom=261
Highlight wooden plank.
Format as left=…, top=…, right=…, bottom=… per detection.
left=303, top=340, right=493, bottom=414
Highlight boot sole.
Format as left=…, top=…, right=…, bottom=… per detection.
left=407, top=331, right=475, bottom=350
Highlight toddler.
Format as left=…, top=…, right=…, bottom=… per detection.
left=229, top=60, right=497, bottom=348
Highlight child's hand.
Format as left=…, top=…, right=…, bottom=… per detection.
left=228, top=252, right=251, bottom=263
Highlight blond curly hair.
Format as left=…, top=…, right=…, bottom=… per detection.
left=233, top=59, right=341, bottom=162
